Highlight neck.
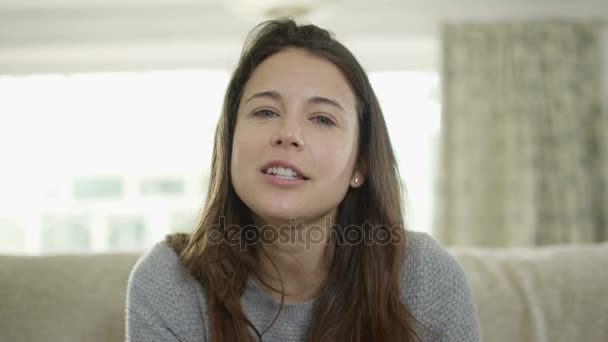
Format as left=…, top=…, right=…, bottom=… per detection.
left=251, top=213, right=335, bottom=303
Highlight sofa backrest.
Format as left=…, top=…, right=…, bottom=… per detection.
left=1, top=242, right=607, bottom=342
left=0, top=253, right=140, bottom=342
left=451, top=242, right=608, bottom=342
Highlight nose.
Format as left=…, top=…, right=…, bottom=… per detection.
left=271, top=116, right=304, bottom=149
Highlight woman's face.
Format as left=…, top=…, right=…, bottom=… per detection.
left=231, top=48, right=364, bottom=227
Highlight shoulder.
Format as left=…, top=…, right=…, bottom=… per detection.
left=128, top=240, right=199, bottom=296
left=126, top=241, right=208, bottom=341
left=400, top=231, right=480, bottom=341
left=401, top=231, right=465, bottom=283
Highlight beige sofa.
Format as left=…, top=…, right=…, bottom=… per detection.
left=1, top=241, right=607, bottom=342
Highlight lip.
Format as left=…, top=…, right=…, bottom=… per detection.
left=260, top=160, right=310, bottom=180
left=262, top=173, right=308, bottom=188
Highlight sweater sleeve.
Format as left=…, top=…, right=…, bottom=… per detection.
left=403, top=232, right=480, bottom=342
left=125, top=242, right=207, bottom=342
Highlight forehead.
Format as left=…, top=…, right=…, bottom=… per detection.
left=241, top=48, right=357, bottom=112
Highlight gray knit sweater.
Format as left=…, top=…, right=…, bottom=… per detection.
left=125, top=231, right=480, bottom=341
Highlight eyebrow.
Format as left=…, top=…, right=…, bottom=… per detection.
left=245, top=91, right=281, bottom=103
left=308, top=95, right=345, bottom=112
left=245, top=91, right=345, bottom=112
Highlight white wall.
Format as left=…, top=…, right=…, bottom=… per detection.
left=0, top=0, right=606, bottom=74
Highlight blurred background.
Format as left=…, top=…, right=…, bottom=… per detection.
left=0, top=0, right=606, bottom=255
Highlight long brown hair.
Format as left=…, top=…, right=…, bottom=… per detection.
left=167, top=18, right=427, bottom=341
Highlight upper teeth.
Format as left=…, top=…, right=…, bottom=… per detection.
left=265, top=166, right=301, bottom=178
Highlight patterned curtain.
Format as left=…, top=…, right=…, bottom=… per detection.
left=435, top=21, right=608, bottom=247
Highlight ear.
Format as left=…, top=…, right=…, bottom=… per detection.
left=350, top=160, right=367, bottom=188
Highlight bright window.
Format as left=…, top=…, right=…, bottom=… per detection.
left=0, top=70, right=439, bottom=255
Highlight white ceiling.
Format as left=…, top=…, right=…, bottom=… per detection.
left=0, top=0, right=606, bottom=73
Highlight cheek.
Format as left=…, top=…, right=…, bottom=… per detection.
left=231, top=126, right=256, bottom=180
left=314, top=138, right=357, bottom=181
left=232, top=122, right=270, bottom=185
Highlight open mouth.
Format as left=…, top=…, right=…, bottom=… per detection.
left=261, top=166, right=310, bottom=180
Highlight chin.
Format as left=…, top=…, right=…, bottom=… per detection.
left=255, top=209, right=302, bottom=224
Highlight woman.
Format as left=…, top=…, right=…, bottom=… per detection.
left=126, top=18, right=479, bottom=342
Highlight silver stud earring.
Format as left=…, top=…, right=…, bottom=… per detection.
left=354, top=178, right=359, bottom=183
